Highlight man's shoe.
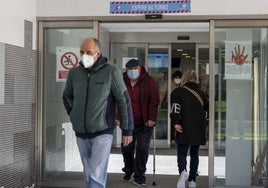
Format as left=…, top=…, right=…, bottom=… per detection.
left=189, top=180, right=196, bottom=188
left=133, top=180, right=146, bottom=187
left=122, top=172, right=132, bottom=182
left=176, top=170, right=188, bottom=188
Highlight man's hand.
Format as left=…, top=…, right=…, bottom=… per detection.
left=146, top=120, right=156, bottom=127
left=122, top=136, right=133, bottom=146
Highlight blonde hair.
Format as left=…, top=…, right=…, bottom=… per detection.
left=181, top=70, right=198, bottom=86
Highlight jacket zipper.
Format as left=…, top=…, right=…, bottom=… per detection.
left=84, top=73, right=90, bottom=133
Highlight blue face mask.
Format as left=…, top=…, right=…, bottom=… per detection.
left=127, top=69, right=140, bottom=79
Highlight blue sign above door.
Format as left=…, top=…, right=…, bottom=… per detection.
left=110, top=0, right=191, bottom=14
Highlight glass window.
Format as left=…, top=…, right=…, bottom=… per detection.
left=214, top=27, right=268, bottom=187
left=148, top=45, right=169, bottom=146
left=42, top=28, right=94, bottom=182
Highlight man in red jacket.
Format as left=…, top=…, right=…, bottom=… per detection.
left=121, top=59, right=160, bottom=186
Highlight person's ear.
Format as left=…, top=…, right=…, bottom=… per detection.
left=96, top=51, right=101, bottom=58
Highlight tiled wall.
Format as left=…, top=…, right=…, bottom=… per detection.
left=0, top=20, right=36, bottom=188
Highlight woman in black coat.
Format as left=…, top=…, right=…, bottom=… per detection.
left=170, top=70, right=209, bottom=188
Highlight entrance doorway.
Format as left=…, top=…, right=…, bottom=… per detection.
left=108, top=23, right=210, bottom=183
left=110, top=41, right=210, bottom=148
left=37, top=20, right=210, bottom=187
left=37, top=18, right=268, bottom=188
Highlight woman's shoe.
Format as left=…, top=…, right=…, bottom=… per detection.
left=176, top=170, right=188, bottom=188
left=189, top=180, right=196, bottom=188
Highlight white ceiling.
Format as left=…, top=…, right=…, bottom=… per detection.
left=101, top=22, right=209, bottom=32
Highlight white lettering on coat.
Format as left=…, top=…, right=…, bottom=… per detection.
left=171, top=103, right=181, bottom=114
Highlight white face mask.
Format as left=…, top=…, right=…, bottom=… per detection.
left=81, top=54, right=95, bottom=68
left=174, top=78, right=181, bottom=85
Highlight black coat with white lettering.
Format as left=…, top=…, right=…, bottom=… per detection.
left=170, top=82, right=209, bottom=145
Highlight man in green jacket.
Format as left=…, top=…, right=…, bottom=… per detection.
left=62, top=37, right=133, bottom=188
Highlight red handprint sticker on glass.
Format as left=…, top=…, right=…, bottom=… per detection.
left=231, top=44, right=248, bottom=65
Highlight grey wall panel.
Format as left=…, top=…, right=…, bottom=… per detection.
left=0, top=20, right=36, bottom=188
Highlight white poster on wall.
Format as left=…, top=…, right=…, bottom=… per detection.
left=56, top=47, right=80, bottom=82
left=224, top=41, right=252, bottom=80
left=0, top=43, right=4, bottom=105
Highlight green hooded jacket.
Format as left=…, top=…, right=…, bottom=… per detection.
left=62, top=56, right=133, bottom=137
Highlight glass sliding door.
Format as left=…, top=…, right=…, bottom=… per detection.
left=37, top=21, right=96, bottom=187
left=110, top=43, right=171, bottom=148
left=148, top=44, right=170, bottom=148
left=214, top=25, right=268, bottom=187
left=109, top=43, right=146, bottom=147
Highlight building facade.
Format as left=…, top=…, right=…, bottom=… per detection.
left=1, top=0, right=268, bottom=187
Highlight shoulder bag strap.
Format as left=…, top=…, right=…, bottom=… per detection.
left=183, top=86, right=204, bottom=106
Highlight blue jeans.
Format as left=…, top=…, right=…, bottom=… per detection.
left=177, top=143, right=200, bottom=181
left=76, top=134, right=113, bottom=188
